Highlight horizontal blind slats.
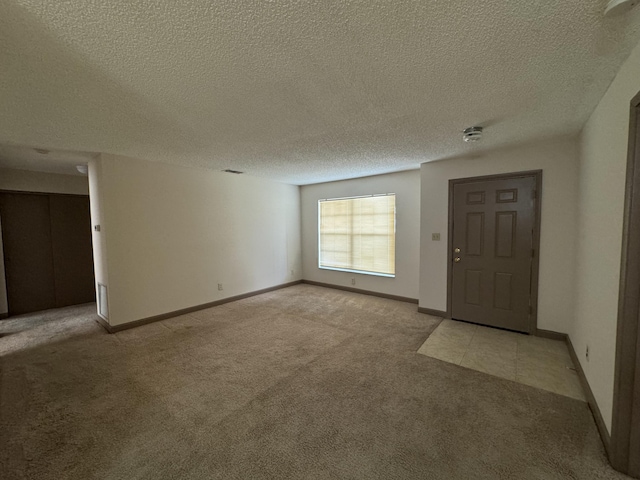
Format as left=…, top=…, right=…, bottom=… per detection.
left=319, top=195, right=395, bottom=276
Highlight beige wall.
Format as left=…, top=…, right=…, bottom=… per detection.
left=419, top=138, right=579, bottom=333
left=301, top=170, right=421, bottom=299
left=90, top=154, right=301, bottom=327
left=572, top=40, right=640, bottom=433
left=87, top=159, right=110, bottom=318
left=0, top=168, right=89, bottom=195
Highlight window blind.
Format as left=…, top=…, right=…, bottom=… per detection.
left=318, top=194, right=396, bottom=277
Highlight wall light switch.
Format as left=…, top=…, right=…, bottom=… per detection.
left=432, top=233, right=440, bottom=241
left=94, top=225, right=101, bottom=232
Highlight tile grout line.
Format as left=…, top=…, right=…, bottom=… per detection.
left=457, top=324, right=477, bottom=366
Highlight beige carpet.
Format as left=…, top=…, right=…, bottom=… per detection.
left=0, top=284, right=625, bottom=479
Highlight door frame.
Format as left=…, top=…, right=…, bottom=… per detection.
left=0, top=190, right=93, bottom=317
left=611, top=90, right=640, bottom=477
left=446, top=170, right=543, bottom=334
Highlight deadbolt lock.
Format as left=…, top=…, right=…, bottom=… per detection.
left=454, top=248, right=461, bottom=253
left=454, top=257, right=461, bottom=263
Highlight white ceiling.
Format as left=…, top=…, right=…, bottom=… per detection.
left=0, top=145, right=96, bottom=177
left=1, top=1, right=640, bottom=185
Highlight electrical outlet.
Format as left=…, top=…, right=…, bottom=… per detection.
left=432, top=233, right=440, bottom=241
left=290, top=269, right=294, bottom=276
left=351, top=278, right=356, bottom=285
left=586, top=345, right=590, bottom=361
left=217, top=283, right=223, bottom=291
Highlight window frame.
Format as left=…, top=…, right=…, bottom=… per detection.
left=317, top=193, right=396, bottom=278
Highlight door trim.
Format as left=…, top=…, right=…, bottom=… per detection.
left=611, top=89, right=640, bottom=477
left=446, top=170, right=543, bottom=334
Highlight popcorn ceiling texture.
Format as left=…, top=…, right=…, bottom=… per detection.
left=1, top=1, right=640, bottom=184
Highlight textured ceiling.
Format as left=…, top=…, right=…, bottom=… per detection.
left=0, top=145, right=96, bottom=176
left=1, top=1, right=640, bottom=185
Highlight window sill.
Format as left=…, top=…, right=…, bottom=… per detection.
left=318, top=266, right=395, bottom=278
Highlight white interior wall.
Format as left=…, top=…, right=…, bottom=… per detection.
left=572, top=40, right=640, bottom=433
left=419, top=138, right=579, bottom=333
left=301, top=170, right=421, bottom=299
left=0, top=168, right=89, bottom=195
left=91, top=154, right=301, bottom=327
left=87, top=159, right=110, bottom=319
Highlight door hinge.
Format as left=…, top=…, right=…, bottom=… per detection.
left=531, top=248, right=535, bottom=258
left=532, top=190, right=537, bottom=200
left=529, top=305, right=534, bottom=315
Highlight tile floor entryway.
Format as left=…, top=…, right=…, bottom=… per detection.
left=418, top=319, right=586, bottom=401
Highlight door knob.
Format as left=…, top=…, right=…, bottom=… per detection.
left=454, top=248, right=461, bottom=253
left=454, top=257, right=461, bottom=263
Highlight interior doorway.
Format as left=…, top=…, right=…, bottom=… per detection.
left=0, top=191, right=95, bottom=316
left=447, top=171, right=542, bottom=334
left=611, top=90, right=640, bottom=478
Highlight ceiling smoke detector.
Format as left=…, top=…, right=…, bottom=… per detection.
left=463, top=126, right=483, bottom=142
left=605, top=0, right=639, bottom=17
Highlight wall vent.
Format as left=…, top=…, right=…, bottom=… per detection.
left=97, top=283, right=109, bottom=320
left=223, top=169, right=244, bottom=174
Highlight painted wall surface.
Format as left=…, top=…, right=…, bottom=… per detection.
left=92, top=154, right=301, bottom=327
left=419, top=138, right=579, bottom=333
left=301, top=170, right=420, bottom=299
left=87, top=159, right=109, bottom=318
left=572, top=40, right=640, bottom=433
left=0, top=168, right=89, bottom=195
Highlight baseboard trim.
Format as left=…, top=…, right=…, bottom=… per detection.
left=417, top=307, right=447, bottom=317
left=95, top=315, right=112, bottom=333
left=99, top=280, right=303, bottom=333
left=0, top=312, right=8, bottom=320
left=566, top=335, right=612, bottom=457
left=534, top=328, right=567, bottom=342
left=300, top=280, right=418, bottom=304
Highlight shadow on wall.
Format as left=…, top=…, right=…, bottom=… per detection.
left=0, top=1, right=207, bottom=160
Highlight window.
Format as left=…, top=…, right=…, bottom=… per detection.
left=318, top=194, right=396, bottom=277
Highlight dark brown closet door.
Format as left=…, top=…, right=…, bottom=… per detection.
left=0, top=193, right=56, bottom=315
left=49, top=195, right=95, bottom=308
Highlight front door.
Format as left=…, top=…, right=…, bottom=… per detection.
left=450, top=174, right=538, bottom=333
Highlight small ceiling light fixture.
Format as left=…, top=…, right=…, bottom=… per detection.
left=76, top=165, right=88, bottom=175
left=605, top=0, right=639, bottom=17
left=463, top=126, right=483, bottom=142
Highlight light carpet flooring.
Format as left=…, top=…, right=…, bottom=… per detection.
left=418, top=319, right=585, bottom=401
left=0, top=284, right=625, bottom=479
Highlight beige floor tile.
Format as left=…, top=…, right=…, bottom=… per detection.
left=473, top=325, right=521, bottom=340
left=438, top=319, right=478, bottom=334
left=418, top=342, right=468, bottom=365
left=460, top=347, right=517, bottom=381
left=517, top=347, right=573, bottom=370
left=516, top=360, right=585, bottom=401
left=424, top=329, right=471, bottom=349
left=431, top=320, right=477, bottom=345
left=517, top=335, right=571, bottom=361
left=417, top=320, right=586, bottom=402
left=469, top=328, right=519, bottom=355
